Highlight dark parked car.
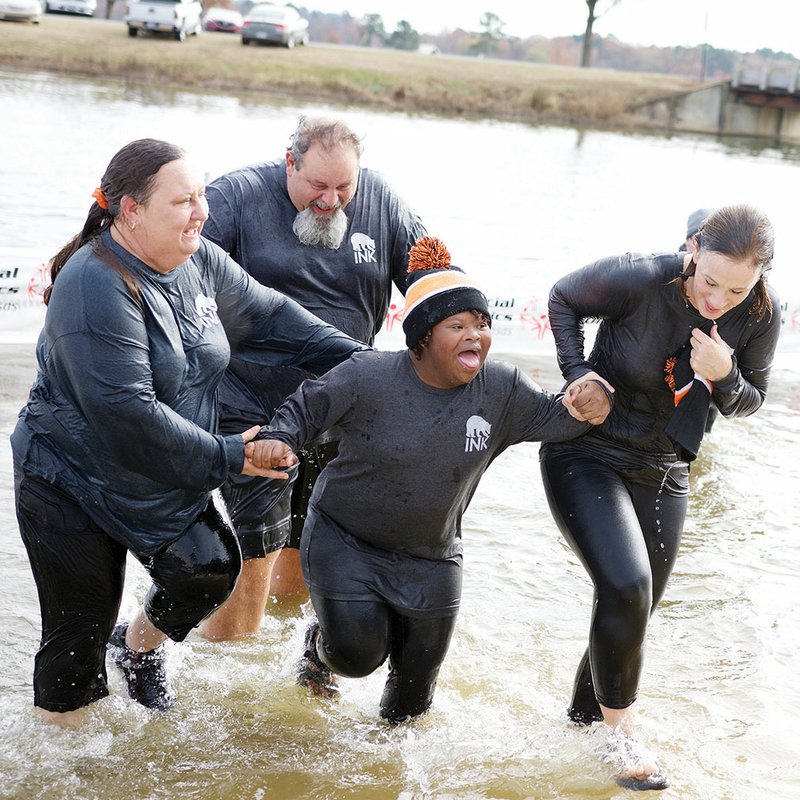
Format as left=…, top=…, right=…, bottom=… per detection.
left=241, top=3, right=308, bottom=48
left=202, top=6, right=242, bottom=32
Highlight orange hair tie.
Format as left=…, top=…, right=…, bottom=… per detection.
left=91, top=187, right=109, bottom=210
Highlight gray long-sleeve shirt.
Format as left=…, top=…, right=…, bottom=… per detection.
left=261, top=350, right=589, bottom=560
left=11, top=231, right=365, bottom=555
left=203, top=159, right=427, bottom=422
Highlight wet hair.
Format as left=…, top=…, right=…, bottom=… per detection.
left=287, top=115, right=363, bottom=169
left=410, top=309, right=492, bottom=359
left=45, top=138, right=186, bottom=305
left=680, top=204, right=774, bottom=321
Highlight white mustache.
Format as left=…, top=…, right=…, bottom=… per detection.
left=312, top=199, right=341, bottom=211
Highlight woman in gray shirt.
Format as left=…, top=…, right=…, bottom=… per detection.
left=12, top=139, right=365, bottom=727
left=247, top=237, right=610, bottom=725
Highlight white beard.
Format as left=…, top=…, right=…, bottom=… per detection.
left=292, top=205, right=348, bottom=249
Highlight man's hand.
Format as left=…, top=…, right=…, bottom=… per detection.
left=240, top=427, right=298, bottom=478
left=563, top=371, right=614, bottom=425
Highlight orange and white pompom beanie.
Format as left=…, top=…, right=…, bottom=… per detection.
left=402, top=237, right=490, bottom=348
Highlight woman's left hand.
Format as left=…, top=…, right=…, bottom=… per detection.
left=689, top=324, right=733, bottom=382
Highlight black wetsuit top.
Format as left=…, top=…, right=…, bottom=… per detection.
left=542, top=252, right=781, bottom=491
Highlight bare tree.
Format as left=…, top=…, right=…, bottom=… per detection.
left=581, top=0, right=624, bottom=68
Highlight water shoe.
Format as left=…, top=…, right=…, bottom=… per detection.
left=297, top=620, right=339, bottom=700
left=107, top=622, right=175, bottom=711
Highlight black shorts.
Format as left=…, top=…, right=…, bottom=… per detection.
left=301, top=503, right=462, bottom=619
left=220, top=466, right=298, bottom=559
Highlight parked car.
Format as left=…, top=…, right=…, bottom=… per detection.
left=126, top=0, right=203, bottom=41
left=45, top=0, right=95, bottom=15
left=241, top=4, right=308, bottom=48
left=0, top=0, right=43, bottom=22
left=202, top=6, right=242, bottom=33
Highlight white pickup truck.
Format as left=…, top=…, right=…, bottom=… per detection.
left=125, top=0, right=203, bottom=41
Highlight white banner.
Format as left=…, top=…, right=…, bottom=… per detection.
left=3, top=248, right=799, bottom=356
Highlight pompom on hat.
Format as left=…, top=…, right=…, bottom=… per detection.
left=402, top=237, right=490, bottom=348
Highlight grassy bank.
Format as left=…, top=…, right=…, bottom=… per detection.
left=0, top=15, right=698, bottom=127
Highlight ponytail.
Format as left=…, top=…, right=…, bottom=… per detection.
left=44, top=201, right=141, bottom=307
left=44, top=203, right=111, bottom=305
left=750, top=276, right=772, bottom=322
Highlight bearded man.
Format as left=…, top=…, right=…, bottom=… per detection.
left=200, top=116, right=427, bottom=640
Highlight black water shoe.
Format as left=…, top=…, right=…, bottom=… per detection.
left=107, top=622, right=175, bottom=711
left=297, top=620, right=339, bottom=699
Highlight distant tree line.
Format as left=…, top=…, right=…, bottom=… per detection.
left=93, top=0, right=797, bottom=79
left=298, top=6, right=797, bottom=81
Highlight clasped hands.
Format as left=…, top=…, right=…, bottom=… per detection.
left=239, top=426, right=298, bottom=477
left=562, top=372, right=614, bottom=425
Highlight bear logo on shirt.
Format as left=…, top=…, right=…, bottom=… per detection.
left=195, top=294, right=220, bottom=328
left=351, top=232, right=377, bottom=264
left=465, top=415, right=491, bottom=452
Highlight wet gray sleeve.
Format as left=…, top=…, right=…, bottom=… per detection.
left=388, top=190, right=427, bottom=295
left=258, top=357, right=362, bottom=450
left=203, top=177, right=241, bottom=255
left=500, top=364, right=590, bottom=444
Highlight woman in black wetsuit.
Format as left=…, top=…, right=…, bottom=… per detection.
left=540, top=204, right=780, bottom=790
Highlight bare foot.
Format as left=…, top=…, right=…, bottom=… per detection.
left=604, top=727, right=668, bottom=791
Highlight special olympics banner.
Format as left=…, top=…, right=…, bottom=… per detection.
left=374, top=289, right=563, bottom=356
left=0, top=248, right=568, bottom=355
left=3, top=248, right=799, bottom=355
left=0, top=249, right=51, bottom=345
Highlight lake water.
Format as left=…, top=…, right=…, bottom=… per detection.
left=1, top=70, right=799, bottom=800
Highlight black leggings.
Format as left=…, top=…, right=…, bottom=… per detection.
left=141, top=493, right=242, bottom=641
left=540, top=450, right=687, bottom=719
left=311, top=592, right=458, bottom=722
left=16, top=473, right=241, bottom=712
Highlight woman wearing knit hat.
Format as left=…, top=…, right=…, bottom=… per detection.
left=246, top=236, right=612, bottom=725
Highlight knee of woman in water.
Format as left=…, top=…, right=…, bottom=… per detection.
left=150, top=512, right=243, bottom=608
left=600, top=572, right=653, bottom=620
left=319, top=632, right=388, bottom=678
